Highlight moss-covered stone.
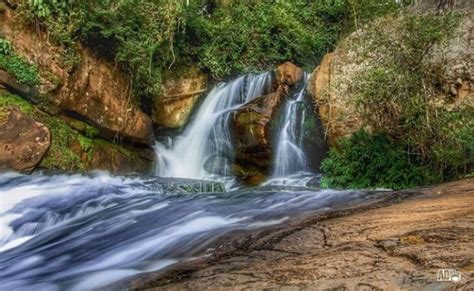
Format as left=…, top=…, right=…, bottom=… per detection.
left=0, top=94, right=153, bottom=173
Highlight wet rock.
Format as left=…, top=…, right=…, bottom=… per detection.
left=0, top=108, right=50, bottom=171
left=232, top=91, right=283, bottom=179
left=231, top=163, right=266, bottom=186
left=276, top=61, right=304, bottom=87
left=143, top=177, right=226, bottom=193
left=153, top=67, right=207, bottom=129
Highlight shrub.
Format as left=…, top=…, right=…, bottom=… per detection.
left=320, top=131, right=435, bottom=190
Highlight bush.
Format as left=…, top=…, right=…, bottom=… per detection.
left=320, top=131, right=435, bottom=190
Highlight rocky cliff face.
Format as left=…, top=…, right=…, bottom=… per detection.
left=308, top=2, right=473, bottom=147
left=153, top=67, right=207, bottom=129
left=0, top=5, right=154, bottom=174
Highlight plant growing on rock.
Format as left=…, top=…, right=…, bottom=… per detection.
left=0, top=37, right=39, bottom=86
left=0, top=38, right=12, bottom=55
left=322, top=10, right=473, bottom=188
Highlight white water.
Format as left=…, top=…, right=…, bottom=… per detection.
left=272, top=73, right=310, bottom=178
left=0, top=171, right=373, bottom=290
left=156, top=72, right=272, bottom=180
left=0, top=72, right=335, bottom=289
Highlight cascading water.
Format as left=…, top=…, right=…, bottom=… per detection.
left=272, top=73, right=310, bottom=178
left=156, top=72, right=272, bottom=181
left=0, top=171, right=373, bottom=290
left=0, top=71, right=336, bottom=289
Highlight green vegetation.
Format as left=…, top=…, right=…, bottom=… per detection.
left=0, top=37, right=39, bottom=86
left=321, top=11, right=473, bottom=189
left=0, top=38, right=12, bottom=55
left=22, top=0, right=401, bottom=102
left=321, top=131, right=434, bottom=190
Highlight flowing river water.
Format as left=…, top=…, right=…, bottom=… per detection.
left=1, top=72, right=372, bottom=290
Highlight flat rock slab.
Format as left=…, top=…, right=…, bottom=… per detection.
left=0, top=108, right=50, bottom=171
left=133, top=179, right=474, bottom=290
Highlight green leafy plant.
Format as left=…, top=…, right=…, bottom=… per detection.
left=20, top=0, right=400, bottom=103
left=0, top=38, right=12, bottom=55
left=321, top=131, right=435, bottom=190
left=0, top=41, right=39, bottom=86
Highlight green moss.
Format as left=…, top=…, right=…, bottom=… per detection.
left=0, top=38, right=40, bottom=86
left=77, top=135, right=94, bottom=161
left=66, top=118, right=100, bottom=138
left=39, top=116, right=85, bottom=171
left=0, top=93, right=35, bottom=113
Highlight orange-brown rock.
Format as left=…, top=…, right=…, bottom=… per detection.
left=276, top=61, right=304, bottom=92
left=0, top=108, right=50, bottom=171
left=307, top=52, right=362, bottom=147
left=0, top=7, right=154, bottom=145
left=153, top=68, right=207, bottom=129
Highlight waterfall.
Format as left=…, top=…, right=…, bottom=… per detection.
left=272, top=73, right=310, bottom=178
left=156, top=72, right=272, bottom=180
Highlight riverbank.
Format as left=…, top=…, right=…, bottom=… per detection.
left=132, top=179, right=474, bottom=290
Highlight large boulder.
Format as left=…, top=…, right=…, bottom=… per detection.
left=232, top=62, right=303, bottom=184
left=307, top=53, right=362, bottom=147
left=0, top=7, right=154, bottom=145
left=307, top=4, right=473, bottom=147
left=153, top=67, right=207, bottom=129
left=0, top=108, right=50, bottom=171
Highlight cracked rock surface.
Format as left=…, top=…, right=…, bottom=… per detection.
left=132, top=179, right=474, bottom=290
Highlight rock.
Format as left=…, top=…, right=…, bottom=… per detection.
left=70, top=140, right=154, bottom=174
left=308, top=6, right=473, bottom=146
left=0, top=108, right=50, bottom=171
left=142, top=177, right=226, bottom=194
left=307, top=53, right=362, bottom=147
left=63, top=51, right=154, bottom=145
left=233, top=91, right=284, bottom=168
left=0, top=70, right=40, bottom=104
left=0, top=8, right=154, bottom=145
left=153, top=67, right=207, bottom=129
left=276, top=61, right=304, bottom=93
